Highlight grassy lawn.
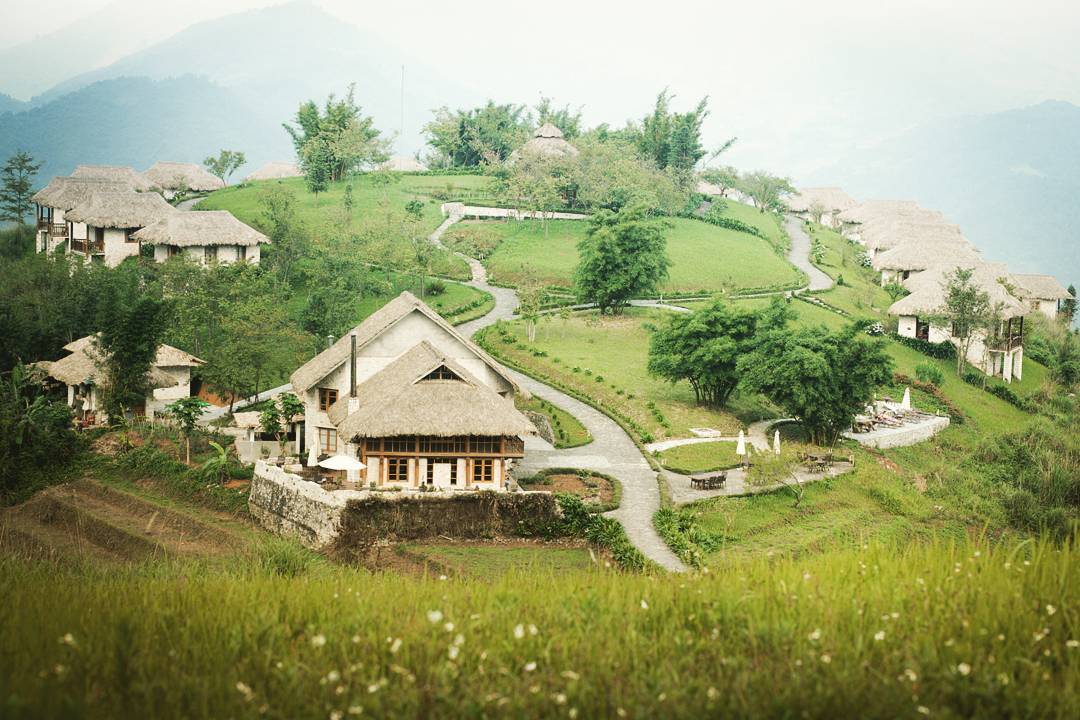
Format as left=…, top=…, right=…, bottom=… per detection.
left=400, top=543, right=595, bottom=577
left=719, top=199, right=787, bottom=249
left=515, top=395, right=592, bottom=448
left=656, top=441, right=742, bottom=474
left=482, top=215, right=803, bottom=294
left=478, top=308, right=776, bottom=441
left=806, top=224, right=894, bottom=319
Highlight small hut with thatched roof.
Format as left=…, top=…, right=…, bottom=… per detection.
left=71, top=165, right=153, bottom=192
left=786, top=187, right=858, bottom=228
left=38, top=335, right=204, bottom=422
left=1011, top=274, right=1074, bottom=320
left=289, top=291, right=533, bottom=490
left=889, top=262, right=1029, bottom=382
left=836, top=200, right=945, bottom=242
left=244, top=162, right=302, bottom=182
left=380, top=156, right=428, bottom=173
left=871, top=230, right=980, bottom=285
left=509, top=123, right=580, bottom=163
left=133, top=210, right=270, bottom=266
left=64, top=191, right=177, bottom=266
left=143, top=161, right=225, bottom=197
left=31, top=177, right=131, bottom=254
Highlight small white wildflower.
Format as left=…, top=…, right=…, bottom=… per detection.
left=528, top=624, right=538, bottom=636
left=443, top=622, right=455, bottom=633
left=917, top=706, right=930, bottom=716
left=330, top=711, right=343, bottom=720
left=59, top=633, right=77, bottom=647
left=561, top=670, right=580, bottom=681
left=236, top=682, right=255, bottom=702
left=820, top=653, right=832, bottom=664
left=453, top=633, right=465, bottom=647
left=352, top=635, right=361, bottom=644
left=1066, top=640, right=1079, bottom=648
left=427, top=610, right=443, bottom=624
left=438, top=575, right=448, bottom=581
left=448, top=645, right=460, bottom=661
left=808, top=628, right=821, bottom=642
left=524, top=661, right=537, bottom=672
left=640, top=599, right=649, bottom=610
left=311, top=634, right=327, bottom=648
left=568, top=709, right=578, bottom=719
left=957, top=663, right=971, bottom=676
left=347, top=706, right=363, bottom=716
left=997, top=673, right=1010, bottom=686
left=904, top=669, right=918, bottom=682
left=803, top=572, right=812, bottom=581
left=513, top=624, right=526, bottom=640
left=1046, top=604, right=1057, bottom=616
left=389, top=638, right=402, bottom=654
left=874, top=631, right=886, bottom=642
left=326, top=670, right=341, bottom=683
left=706, top=687, right=719, bottom=700
left=553, top=693, right=567, bottom=705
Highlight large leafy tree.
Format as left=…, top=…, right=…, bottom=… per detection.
left=700, top=166, right=740, bottom=197
left=424, top=101, right=531, bottom=167
left=574, top=204, right=669, bottom=314
left=739, top=322, right=894, bottom=445
left=203, top=149, right=246, bottom=184
left=635, top=90, right=714, bottom=175
left=0, top=150, right=42, bottom=224
left=933, top=267, right=992, bottom=376
left=284, top=85, right=389, bottom=184
left=570, top=138, right=681, bottom=214
left=257, top=186, right=310, bottom=286
left=738, top=171, right=796, bottom=214
left=165, top=396, right=209, bottom=464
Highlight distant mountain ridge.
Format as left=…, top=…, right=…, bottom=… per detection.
left=809, top=100, right=1080, bottom=292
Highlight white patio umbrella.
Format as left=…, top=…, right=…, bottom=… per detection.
left=773, top=429, right=781, bottom=455
left=901, top=387, right=911, bottom=410
left=318, top=454, right=366, bottom=484
left=736, top=430, right=747, bottom=456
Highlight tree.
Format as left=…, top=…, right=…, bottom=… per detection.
left=165, top=396, right=209, bottom=464
left=700, top=166, right=739, bottom=198
left=738, top=323, right=894, bottom=445
left=635, top=90, right=715, bottom=175
left=284, top=85, right=389, bottom=183
left=93, top=268, right=171, bottom=423
left=0, top=150, right=42, bottom=224
left=259, top=393, right=304, bottom=458
left=1049, top=333, right=1080, bottom=388
left=1, top=364, right=78, bottom=502
left=571, top=138, right=681, bottom=214
left=647, top=299, right=781, bottom=407
left=258, top=186, right=310, bottom=285
left=516, top=272, right=546, bottom=343
left=301, top=139, right=332, bottom=201
left=738, top=171, right=796, bottom=214
left=203, top=149, right=246, bottom=185
left=424, top=101, right=531, bottom=167
left=934, top=268, right=992, bottom=376
left=1061, top=284, right=1077, bottom=324
left=574, top=205, right=669, bottom=314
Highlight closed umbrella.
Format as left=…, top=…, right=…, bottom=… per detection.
left=736, top=430, right=748, bottom=467
left=773, top=429, right=781, bottom=455
left=901, top=387, right=911, bottom=410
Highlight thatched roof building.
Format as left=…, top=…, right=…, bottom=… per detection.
left=871, top=234, right=980, bottom=272
left=328, top=341, right=535, bottom=440
left=509, top=123, right=580, bottom=162
left=1010, top=274, right=1073, bottom=302
left=381, top=156, right=428, bottom=172
left=65, top=191, right=177, bottom=229
left=32, top=177, right=130, bottom=211
left=244, top=162, right=302, bottom=182
left=889, top=262, right=1027, bottom=319
left=44, top=335, right=203, bottom=388
left=143, top=162, right=225, bottom=192
left=837, top=200, right=944, bottom=226
left=860, top=219, right=961, bottom=254
left=786, top=187, right=858, bottom=214
left=132, top=211, right=269, bottom=247
left=70, top=165, right=152, bottom=192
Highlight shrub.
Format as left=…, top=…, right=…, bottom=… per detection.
left=891, top=333, right=957, bottom=360
left=425, top=278, right=447, bottom=296
left=915, top=362, right=945, bottom=387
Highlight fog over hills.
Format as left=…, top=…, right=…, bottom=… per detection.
left=808, top=100, right=1080, bottom=293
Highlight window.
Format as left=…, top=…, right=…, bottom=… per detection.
left=318, top=428, right=337, bottom=454
left=384, top=436, right=415, bottom=453
left=124, top=229, right=137, bottom=243
left=420, top=436, right=466, bottom=453
left=470, top=437, right=500, bottom=454
left=167, top=245, right=180, bottom=258
left=472, top=458, right=494, bottom=484
left=420, top=365, right=462, bottom=382
left=318, top=388, right=338, bottom=412
left=240, top=245, right=248, bottom=262
left=94, top=227, right=105, bottom=244
left=387, top=457, right=409, bottom=483
left=204, top=246, right=216, bottom=263
left=915, top=319, right=930, bottom=341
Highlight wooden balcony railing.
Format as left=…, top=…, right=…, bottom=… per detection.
left=69, top=238, right=104, bottom=254
left=37, top=221, right=67, bottom=237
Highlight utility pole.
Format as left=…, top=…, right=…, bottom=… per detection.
left=400, top=64, right=405, bottom=139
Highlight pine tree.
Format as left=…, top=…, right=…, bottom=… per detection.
left=0, top=151, right=42, bottom=224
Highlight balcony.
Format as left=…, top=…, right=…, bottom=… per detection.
left=69, top=238, right=104, bottom=254
left=37, top=220, right=67, bottom=237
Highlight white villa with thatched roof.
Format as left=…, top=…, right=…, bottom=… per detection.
left=32, top=177, right=133, bottom=255
left=859, top=218, right=960, bottom=258
left=133, top=210, right=269, bottom=265
left=70, top=164, right=153, bottom=192
left=889, top=262, right=1029, bottom=382
left=143, top=161, right=225, bottom=198
left=787, top=187, right=858, bottom=228
left=289, top=291, right=535, bottom=491
left=244, top=162, right=302, bottom=182
left=1011, top=274, right=1074, bottom=320
left=837, top=201, right=946, bottom=243
left=64, top=191, right=177, bottom=266
left=36, top=336, right=204, bottom=422
left=509, top=123, right=580, bottom=163
left=872, top=233, right=982, bottom=286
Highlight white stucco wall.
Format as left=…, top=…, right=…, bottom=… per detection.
left=1035, top=299, right=1058, bottom=320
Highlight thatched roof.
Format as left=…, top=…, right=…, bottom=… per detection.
left=872, top=237, right=980, bottom=272
left=786, top=187, right=858, bottom=214
left=861, top=219, right=961, bottom=253
left=244, top=162, right=302, bottom=182
left=328, top=341, right=535, bottom=440
left=71, top=165, right=152, bottom=192
left=132, top=210, right=269, bottom=247
left=510, top=123, right=579, bottom=162
left=143, top=162, right=225, bottom=192
left=381, top=156, right=428, bottom=172
left=32, top=177, right=130, bottom=211
left=837, top=200, right=942, bottom=225
left=44, top=335, right=202, bottom=388
left=889, top=262, right=1027, bottom=319
left=1010, top=274, right=1073, bottom=301
left=291, top=291, right=516, bottom=395
left=65, top=191, right=177, bottom=229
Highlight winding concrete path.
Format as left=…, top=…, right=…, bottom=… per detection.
left=785, top=215, right=834, bottom=292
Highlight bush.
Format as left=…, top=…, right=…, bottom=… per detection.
left=915, top=362, right=945, bottom=387
left=891, top=332, right=957, bottom=360
left=425, top=278, right=447, bottom=296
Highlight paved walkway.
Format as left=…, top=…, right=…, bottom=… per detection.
left=785, top=215, right=834, bottom=292
left=665, top=461, right=854, bottom=505
left=645, top=418, right=794, bottom=455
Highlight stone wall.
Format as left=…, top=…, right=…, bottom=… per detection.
left=248, top=461, right=363, bottom=549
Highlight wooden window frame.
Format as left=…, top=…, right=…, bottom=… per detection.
left=386, top=457, right=409, bottom=483
left=318, top=387, right=338, bottom=412
left=472, top=458, right=494, bottom=484
left=318, top=427, right=337, bottom=454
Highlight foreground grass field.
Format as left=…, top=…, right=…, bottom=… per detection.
left=2, top=536, right=1075, bottom=718
left=478, top=215, right=803, bottom=294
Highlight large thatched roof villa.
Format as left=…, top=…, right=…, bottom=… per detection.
left=70, top=164, right=153, bottom=192
left=1011, top=274, right=1075, bottom=320
left=289, top=291, right=535, bottom=491
left=133, top=210, right=270, bottom=265
left=243, top=161, right=302, bottom=182
left=32, top=177, right=133, bottom=254
left=509, top=123, right=580, bottom=162
left=63, top=191, right=177, bottom=266
left=786, top=187, right=858, bottom=228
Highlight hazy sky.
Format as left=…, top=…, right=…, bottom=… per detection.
left=3, top=0, right=1079, bottom=176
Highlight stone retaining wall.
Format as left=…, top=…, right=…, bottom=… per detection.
left=248, top=461, right=363, bottom=549
left=843, top=415, right=950, bottom=449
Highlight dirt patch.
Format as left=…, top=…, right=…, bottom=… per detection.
left=223, top=480, right=250, bottom=490
left=521, top=474, right=614, bottom=505
left=875, top=455, right=900, bottom=473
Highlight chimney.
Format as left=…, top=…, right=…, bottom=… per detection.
left=327, top=334, right=335, bottom=350
left=350, top=333, right=357, bottom=399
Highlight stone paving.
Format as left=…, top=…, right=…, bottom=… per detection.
left=785, top=215, right=834, bottom=291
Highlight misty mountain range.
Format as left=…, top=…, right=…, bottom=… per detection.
left=0, top=0, right=1076, bottom=291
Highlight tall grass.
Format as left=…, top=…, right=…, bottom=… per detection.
left=2, top=536, right=1076, bottom=718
